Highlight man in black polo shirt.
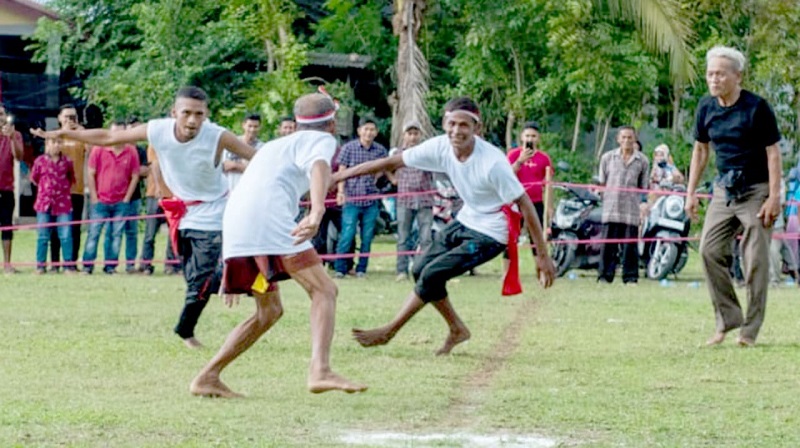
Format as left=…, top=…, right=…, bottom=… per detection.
left=685, top=46, right=782, bottom=347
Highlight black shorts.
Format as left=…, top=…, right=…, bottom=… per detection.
left=0, top=190, right=14, bottom=241
left=412, top=220, right=505, bottom=302
left=179, top=229, right=222, bottom=301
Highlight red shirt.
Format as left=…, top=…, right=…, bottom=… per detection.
left=507, top=147, right=552, bottom=203
left=88, top=145, right=140, bottom=204
left=31, top=154, right=75, bottom=215
left=0, top=131, right=23, bottom=191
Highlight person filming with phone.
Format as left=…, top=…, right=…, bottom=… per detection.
left=506, top=121, right=553, bottom=261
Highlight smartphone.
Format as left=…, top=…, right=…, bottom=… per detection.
left=524, top=141, right=534, bottom=150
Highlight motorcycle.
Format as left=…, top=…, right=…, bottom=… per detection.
left=638, top=182, right=691, bottom=280
left=550, top=184, right=605, bottom=277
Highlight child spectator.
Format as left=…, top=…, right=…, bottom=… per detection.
left=30, top=137, right=75, bottom=273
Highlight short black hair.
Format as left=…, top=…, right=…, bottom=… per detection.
left=358, top=116, right=377, bottom=128
left=59, top=103, right=77, bottom=112
left=175, top=86, right=208, bottom=103
left=279, top=115, right=295, bottom=124
left=244, top=113, right=262, bottom=122
left=127, top=116, right=141, bottom=125
left=522, top=121, right=540, bottom=132
left=443, top=97, right=481, bottom=121
left=111, top=119, right=128, bottom=127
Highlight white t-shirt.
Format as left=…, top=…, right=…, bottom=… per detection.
left=147, top=118, right=228, bottom=231
left=402, top=135, right=524, bottom=243
left=223, top=130, right=336, bottom=258
left=224, top=138, right=263, bottom=192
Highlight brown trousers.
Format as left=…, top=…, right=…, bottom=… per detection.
left=700, top=183, right=771, bottom=340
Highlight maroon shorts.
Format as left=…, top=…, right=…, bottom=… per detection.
left=222, top=249, right=322, bottom=294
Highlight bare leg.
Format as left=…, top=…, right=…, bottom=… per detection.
left=3, top=240, right=15, bottom=273
left=431, top=297, right=471, bottom=356
left=190, top=290, right=284, bottom=398
left=352, top=291, right=426, bottom=348
left=292, top=264, right=367, bottom=394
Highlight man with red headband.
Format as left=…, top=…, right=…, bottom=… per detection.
left=31, top=87, right=255, bottom=349
left=332, top=97, right=556, bottom=356
left=189, top=92, right=367, bottom=397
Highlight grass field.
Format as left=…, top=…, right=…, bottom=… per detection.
left=2, top=230, right=800, bottom=447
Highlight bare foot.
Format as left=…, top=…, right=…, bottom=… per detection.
left=183, top=337, right=204, bottom=349
left=705, top=332, right=726, bottom=346
left=308, top=370, right=367, bottom=394
left=352, top=327, right=394, bottom=347
left=190, top=374, right=244, bottom=398
left=736, top=336, right=755, bottom=347
left=435, top=326, right=471, bottom=356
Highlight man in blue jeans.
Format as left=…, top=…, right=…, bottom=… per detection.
left=82, top=122, right=141, bottom=274
left=334, top=116, right=388, bottom=278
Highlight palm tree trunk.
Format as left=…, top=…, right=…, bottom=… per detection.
left=392, top=0, right=434, bottom=147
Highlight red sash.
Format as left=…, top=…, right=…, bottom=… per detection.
left=159, top=198, right=202, bottom=256
left=501, top=205, right=522, bottom=296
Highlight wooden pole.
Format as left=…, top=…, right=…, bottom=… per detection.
left=542, top=165, right=553, bottom=242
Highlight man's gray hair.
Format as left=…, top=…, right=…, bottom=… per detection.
left=706, top=46, right=746, bottom=73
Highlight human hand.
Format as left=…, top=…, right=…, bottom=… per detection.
left=1, top=121, right=14, bottom=137
left=335, top=192, right=345, bottom=206
left=518, top=148, right=534, bottom=163
left=292, top=211, right=323, bottom=245
left=90, top=193, right=99, bottom=204
left=535, top=253, right=556, bottom=288
left=684, top=193, right=699, bottom=220
left=30, top=128, right=62, bottom=139
left=757, top=196, right=781, bottom=228
left=223, top=293, right=241, bottom=308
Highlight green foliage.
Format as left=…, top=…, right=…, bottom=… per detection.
left=27, top=0, right=307, bottom=133
left=540, top=133, right=597, bottom=185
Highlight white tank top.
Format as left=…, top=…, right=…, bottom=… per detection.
left=147, top=118, right=228, bottom=231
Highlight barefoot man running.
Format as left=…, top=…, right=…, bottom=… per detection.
left=333, top=97, right=556, bottom=356
left=189, top=92, right=367, bottom=397
left=32, top=87, right=255, bottom=349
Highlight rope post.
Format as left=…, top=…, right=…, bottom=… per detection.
left=542, top=166, right=553, bottom=242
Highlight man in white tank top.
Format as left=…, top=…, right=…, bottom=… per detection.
left=188, top=92, right=367, bottom=397
left=31, top=87, right=256, bottom=350
left=332, top=97, right=557, bottom=357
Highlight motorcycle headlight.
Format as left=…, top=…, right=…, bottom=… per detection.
left=664, top=195, right=684, bottom=219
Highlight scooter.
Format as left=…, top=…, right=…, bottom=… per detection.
left=550, top=184, right=605, bottom=277
left=638, top=182, right=691, bottom=280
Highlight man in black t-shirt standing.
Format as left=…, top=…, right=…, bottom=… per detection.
left=685, top=46, right=783, bottom=348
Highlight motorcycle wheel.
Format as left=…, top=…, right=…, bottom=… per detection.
left=551, top=233, right=577, bottom=277
left=647, top=242, right=678, bottom=280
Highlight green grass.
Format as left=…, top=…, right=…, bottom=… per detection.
left=2, top=230, right=800, bottom=447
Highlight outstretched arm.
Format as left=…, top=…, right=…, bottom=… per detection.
left=30, top=124, right=148, bottom=147
left=331, top=153, right=405, bottom=183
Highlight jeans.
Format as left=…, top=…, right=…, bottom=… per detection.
left=112, top=198, right=141, bottom=271
left=36, top=212, right=73, bottom=269
left=335, top=202, right=379, bottom=274
left=51, top=193, right=84, bottom=267
left=140, top=197, right=177, bottom=272
left=82, top=201, right=128, bottom=273
left=396, top=206, right=433, bottom=275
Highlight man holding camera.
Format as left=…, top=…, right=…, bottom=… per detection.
left=0, top=105, right=23, bottom=273
left=686, top=46, right=782, bottom=347
left=507, top=121, right=553, bottom=259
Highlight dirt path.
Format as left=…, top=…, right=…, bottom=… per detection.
left=442, top=297, right=539, bottom=427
